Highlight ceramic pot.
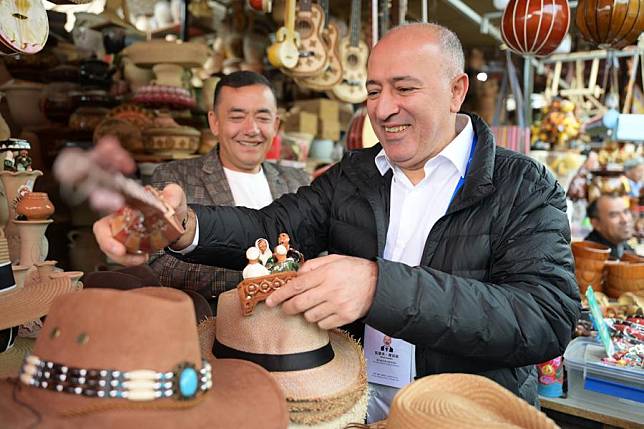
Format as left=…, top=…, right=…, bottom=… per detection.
left=34, top=260, right=57, bottom=280
left=15, top=192, right=54, bottom=220
left=11, top=265, right=29, bottom=290
left=49, top=271, right=84, bottom=288
left=152, top=64, right=184, bottom=88
left=0, top=170, right=43, bottom=263
left=143, top=126, right=200, bottom=157
left=94, top=118, right=145, bottom=154
left=122, top=59, right=154, bottom=92
left=69, top=107, right=109, bottom=131
left=123, top=40, right=209, bottom=68
left=12, top=219, right=52, bottom=268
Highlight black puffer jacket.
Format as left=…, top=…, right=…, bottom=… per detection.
left=176, top=114, right=581, bottom=405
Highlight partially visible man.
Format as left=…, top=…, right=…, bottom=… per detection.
left=149, top=71, right=309, bottom=303
left=585, top=194, right=634, bottom=260
left=624, top=158, right=644, bottom=198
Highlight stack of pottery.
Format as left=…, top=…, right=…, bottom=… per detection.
left=0, top=80, right=48, bottom=128
left=14, top=190, right=55, bottom=270
left=142, top=111, right=200, bottom=158
left=571, top=241, right=611, bottom=294
left=0, top=170, right=43, bottom=263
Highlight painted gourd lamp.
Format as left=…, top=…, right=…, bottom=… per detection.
left=575, top=0, right=644, bottom=49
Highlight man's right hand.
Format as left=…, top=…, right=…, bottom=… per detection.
left=93, top=184, right=191, bottom=266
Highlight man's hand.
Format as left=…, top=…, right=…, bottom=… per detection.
left=93, top=184, right=190, bottom=266
left=265, top=254, right=378, bottom=329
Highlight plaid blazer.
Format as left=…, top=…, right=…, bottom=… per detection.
left=148, top=149, right=310, bottom=298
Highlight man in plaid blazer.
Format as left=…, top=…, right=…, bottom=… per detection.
left=149, top=71, right=309, bottom=304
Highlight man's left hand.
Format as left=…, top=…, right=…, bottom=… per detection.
left=265, top=254, right=378, bottom=329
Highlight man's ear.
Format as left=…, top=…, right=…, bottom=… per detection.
left=450, top=73, right=469, bottom=113
left=590, top=217, right=600, bottom=232
left=208, top=110, right=220, bottom=137
left=273, top=115, right=281, bottom=134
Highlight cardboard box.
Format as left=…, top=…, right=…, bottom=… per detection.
left=318, top=118, right=341, bottom=141
left=294, top=98, right=340, bottom=123
left=283, top=111, right=318, bottom=136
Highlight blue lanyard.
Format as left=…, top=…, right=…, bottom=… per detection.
left=449, top=134, right=478, bottom=205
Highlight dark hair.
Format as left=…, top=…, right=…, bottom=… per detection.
left=587, top=199, right=599, bottom=219
left=212, top=71, right=274, bottom=110
left=587, top=193, right=622, bottom=219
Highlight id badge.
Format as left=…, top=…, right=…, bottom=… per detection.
left=364, top=325, right=414, bottom=389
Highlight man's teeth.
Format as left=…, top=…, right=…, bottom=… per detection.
left=239, top=141, right=262, bottom=146
left=384, top=125, right=409, bottom=133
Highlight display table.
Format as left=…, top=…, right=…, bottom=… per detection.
left=540, top=396, right=643, bottom=429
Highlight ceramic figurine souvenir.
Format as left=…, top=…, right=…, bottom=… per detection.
left=242, top=246, right=270, bottom=279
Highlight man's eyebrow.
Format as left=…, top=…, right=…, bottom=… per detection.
left=366, top=76, right=423, bottom=87
left=228, top=107, right=247, bottom=114
left=391, top=76, right=422, bottom=85
left=255, top=108, right=273, bottom=114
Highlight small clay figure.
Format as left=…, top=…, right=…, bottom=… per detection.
left=277, top=232, right=304, bottom=264
left=15, top=149, right=33, bottom=172
left=266, top=245, right=300, bottom=273
left=255, top=237, right=272, bottom=266
left=3, top=150, right=16, bottom=172
left=242, top=246, right=270, bottom=279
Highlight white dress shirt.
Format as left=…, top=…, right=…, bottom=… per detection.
left=367, top=114, right=474, bottom=422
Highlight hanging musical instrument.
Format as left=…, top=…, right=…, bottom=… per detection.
left=295, top=0, right=343, bottom=91
left=287, top=0, right=328, bottom=77
left=0, top=0, right=49, bottom=55
left=267, top=0, right=300, bottom=69
left=501, top=0, right=570, bottom=57
left=576, top=0, right=644, bottom=49
left=330, top=0, right=368, bottom=103
left=53, top=149, right=184, bottom=255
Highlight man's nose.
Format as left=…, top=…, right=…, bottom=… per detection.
left=244, top=118, right=260, bottom=135
left=374, top=88, right=399, bottom=122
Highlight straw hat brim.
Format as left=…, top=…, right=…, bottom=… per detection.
left=0, top=337, right=34, bottom=379
left=349, top=374, right=558, bottom=429
left=198, top=318, right=368, bottom=425
left=0, top=277, right=78, bottom=330
left=0, top=356, right=289, bottom=428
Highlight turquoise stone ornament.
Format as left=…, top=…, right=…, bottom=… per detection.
left=179, top=367, right=198, bottom=398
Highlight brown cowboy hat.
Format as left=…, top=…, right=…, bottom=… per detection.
left=198, top=287, right=368, bottom=428
left=0, top=287, right=289, bottom=428
left=346, top=374, right=558, bottom=429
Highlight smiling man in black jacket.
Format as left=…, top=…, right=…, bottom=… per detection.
left=93, top=23, right=580, bottom=418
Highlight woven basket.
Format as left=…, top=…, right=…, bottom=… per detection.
left=605, top=262, right=644, bottom=298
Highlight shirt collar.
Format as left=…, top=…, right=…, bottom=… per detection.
left=375, top=114, right=474, bottom=178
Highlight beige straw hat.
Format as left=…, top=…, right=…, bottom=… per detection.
left=346, top=374, right=558, bottom=429
left=0, top=232, right=78, bottom=378
left=0, top=337, right=34, bottom=379
left=198, top=286, right=368, bottom=428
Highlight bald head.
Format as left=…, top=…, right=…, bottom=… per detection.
left=376, top=23, right=465, bottom=81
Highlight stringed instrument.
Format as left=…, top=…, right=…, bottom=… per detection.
left=0, top=0, right=49, bottom=55
left=287, top=0, right=328, bottom=77
left=329, top=0, right=368, bottom=104
left=267, top=0, right=300, bottom=69
left=295, top=0, right=343, bottom=91
left=53, top=148, right=184, bottom=254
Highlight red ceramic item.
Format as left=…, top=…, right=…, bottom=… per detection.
left=501, top=0, right=571, bottom=57
left=576, top=0, right=644, bottom=49
left=248, top=0, right=272, bottom=13
left=15, top=192, right=55, bottom=220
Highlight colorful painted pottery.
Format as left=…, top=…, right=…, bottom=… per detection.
left=501, top=0, right=571, bottom=57
left=576, top=0, right=644, bottom=49
left=132, top=85, right=197, bottom=109
left=15, top=192, right=54, bottom=221
left=69, top=107, right=109, bottom=131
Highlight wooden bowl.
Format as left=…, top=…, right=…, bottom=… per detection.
left=605, top=262, right=644, bottom=298
left=571, top=241, right=611, bottom=260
